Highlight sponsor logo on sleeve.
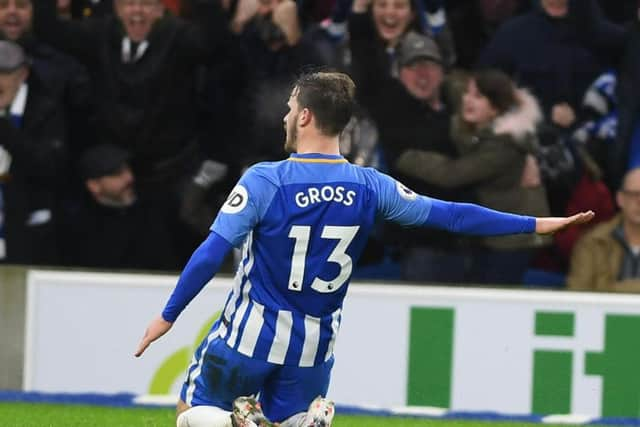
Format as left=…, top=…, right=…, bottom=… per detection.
left=221, top=185, right=249, bottom=214
left=396, top=180, right=417, bottom=201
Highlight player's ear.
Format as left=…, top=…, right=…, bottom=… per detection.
left=299, top=108, right=312, bottom=127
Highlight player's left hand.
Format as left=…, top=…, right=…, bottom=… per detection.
left=134, top=315, right=173, bottom=358
left=535, top=211, right=595, bottom=235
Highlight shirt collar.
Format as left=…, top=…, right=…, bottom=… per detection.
left=289, top=153, right=345, bottom=160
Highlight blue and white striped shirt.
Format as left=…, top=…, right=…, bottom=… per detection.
left=163, top=152, right=535, bottom=367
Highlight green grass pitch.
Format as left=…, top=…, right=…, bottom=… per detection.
left=0, top=402, right=610, bottom=427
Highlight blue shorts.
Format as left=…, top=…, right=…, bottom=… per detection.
left=180, top=320, right=334, bottom=422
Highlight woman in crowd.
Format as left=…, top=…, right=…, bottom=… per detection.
left=396, top=69, right=551, bottom=285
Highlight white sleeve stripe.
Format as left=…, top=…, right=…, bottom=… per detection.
left=267, top=310, right=293, bottom=364
left=300, top=315, right=321, bottom=367
left=237, top=302, right=265, bottom=357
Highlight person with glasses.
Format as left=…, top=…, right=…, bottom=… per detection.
left=568, top=167, right=640, bottom=292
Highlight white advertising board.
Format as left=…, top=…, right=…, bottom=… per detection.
left=24, top=270, right=640, bottom=418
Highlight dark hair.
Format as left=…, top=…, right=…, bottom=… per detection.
left=473, top=69, right=517, bottom=114
left=293, top=71, right=356, bottom=136
left=369, top=0, right=423, bottom=37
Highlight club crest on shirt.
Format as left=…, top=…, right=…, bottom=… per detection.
left=396, top=180, right=417, bottom=201
left=221, top=185, right=249, bottom=214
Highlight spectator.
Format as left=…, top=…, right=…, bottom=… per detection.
left=31, top=0, right=232, bottom=261
left=478, top=0, right=609, bottom=215
left=0, top=0, right=91, bottom=162
left=396, top=69, right=551, bottom=285
left=31, top=0, right=229, bottom=199
left=179, top=158, right=228, bottom=237
left=447, top=0, right=530, bottom=69
left=348, top=0, right=454, bottom=84
left=567, top=167, right=640, bottom=292
left=566, top=0, right=640, bottom=190
left=60, top=144, right=179, bottom=270
left=0, top=40, right=68, bottom=265
left=612, top=14, right=640, bottom=190
left=353, top=30, right=468, bottom=283
left=478, top=0, right=604, bottom=123
left=229, top=0, right=325, bottom=163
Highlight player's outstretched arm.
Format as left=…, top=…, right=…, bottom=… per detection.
left=535, top=211, right=595, bottom=235
left=134, top=231, right=233, bottom=358
left=420, top=199, right=595, bottom=237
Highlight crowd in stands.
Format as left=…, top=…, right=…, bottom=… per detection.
left=1, top=0, right=639, bottom=291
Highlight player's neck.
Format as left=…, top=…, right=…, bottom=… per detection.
left=296, top=135, right=340, bottom=156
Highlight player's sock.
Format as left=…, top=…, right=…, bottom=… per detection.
left=176, top=405, right=233, bottom=427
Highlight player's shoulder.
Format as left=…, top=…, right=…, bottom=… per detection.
left=242, top=160, right=287, bottom=187
left=356, top=165, right=392, bottom=186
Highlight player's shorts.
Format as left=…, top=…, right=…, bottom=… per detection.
left=180, top=320, right=334, bottom=422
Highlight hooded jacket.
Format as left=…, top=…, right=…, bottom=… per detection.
left=396, top=88, right=551, bottom=249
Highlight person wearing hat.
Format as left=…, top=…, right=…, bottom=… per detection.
left=0, top=0, right=91, bottom=157
left=396, top=30, right=445, bottom=110
left=30, top=0, right=231, bottom=193
left=79, top=144, right=138, bottom=208
left=349, top=29, right=470, bottom=283
left=0, top=40, right=69, bottom=265
left=31, top=0, right=237, bottom=264
left=59, top=143, right=181, bottom=270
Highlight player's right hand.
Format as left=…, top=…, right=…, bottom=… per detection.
left=134, top=315, right=173, bottom=358
left=535, top=211, right=595, bottom=235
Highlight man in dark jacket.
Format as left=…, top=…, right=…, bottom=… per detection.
left=351, top=30, right=468, bottom=283
left=31, top=0, right=230, bottom=196
left=60, top=144, right=180, bottom=270
left=478, top=0, right=604, bottom=123
left=0, top=0, right=91, bottom=161
left=0, top=40, right=68, bottom=265
left=31, top=0, right=234, bottom=261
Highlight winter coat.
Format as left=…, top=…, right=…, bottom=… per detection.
left=478, top=6, right=604, bottom=116
left=32, top=0, right=229, bottom=186
left=0, top=70, right=68, bottom=265
left=567, top=215, right=640, bottom=292
left=348, top=10, right=463, bottom=251
left=396, top=89, right=551, bottom=250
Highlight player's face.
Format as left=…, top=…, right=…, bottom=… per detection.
left=0, top=0, right=32, bottom=41
left=284, top=90, right=300, bottom=153
left=462, top=79, right=498, bottom=127
left=115, top=0, right=163, bottom=42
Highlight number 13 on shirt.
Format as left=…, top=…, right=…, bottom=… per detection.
left=287, top=225, right=360, bottom=294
